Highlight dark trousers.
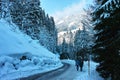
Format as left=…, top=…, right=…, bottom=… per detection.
left=80, top=66, right=83, bottom=71
left=76, top=65, right=83, bottom=71
left=76, top=65, right=79, bottom=71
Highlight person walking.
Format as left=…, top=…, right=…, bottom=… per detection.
left=75, top=58, right=80, bottom=71
left=78, top=56, right=84, bottom=71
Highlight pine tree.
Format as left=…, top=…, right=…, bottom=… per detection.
left=92, top=0, right=120, bottom=79
left=0, top=0, right=2, bottom=18
left=60, top=38, right=69, bottom=59
left=61, top=38, right=68, bottom=54
left=74, top=28, right=91, bottom=60
left=68, top=31, right=74, bottom=59
left=0, top=0, right=12, bottom=19
left=8, top=0, right=58, bottom=53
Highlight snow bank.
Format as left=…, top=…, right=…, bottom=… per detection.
left=0, top=55, right=62, bottom=80
left=0, top=19, right=62, bottom=80
left=62, top=60, right=103, bottom=80
left=74, top=61, right=104, bottom=80
left=0, top=19, right=55, bottom=57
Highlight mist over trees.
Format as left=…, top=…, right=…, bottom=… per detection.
left=57, top=7, right=94, bottom=59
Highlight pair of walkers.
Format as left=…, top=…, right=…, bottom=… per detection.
left=75, top=56, right=84, bottom=71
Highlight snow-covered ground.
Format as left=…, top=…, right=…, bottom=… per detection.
left=62, top=60, right=104, bottom=80
left=0, top=19, right=62, bottom=80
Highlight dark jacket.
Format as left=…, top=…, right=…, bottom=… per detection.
left=75, top=60, right=80, bottom=66
left=78, top=56, right=84, bottom=67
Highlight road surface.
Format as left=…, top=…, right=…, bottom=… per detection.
left=37, top=63, right=79, bottom=80
left=18, top=60, right=104, bottom=80
left=19, top=62, right=80, bottom=80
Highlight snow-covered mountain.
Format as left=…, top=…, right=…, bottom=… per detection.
left=56, top=8, right=94, bottom=59
left=0, top=19, right=62, bottom=80
left=55, top=7, right=94, bottom=46
left=56, top=13, right=84, bottom=46
left=55, top=12, right=86, bottom=32
left=56, top=12, right=86, bottom=45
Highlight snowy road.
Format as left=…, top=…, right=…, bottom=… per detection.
left=20, top=60, right=103, bottom=80
left=36, top=63, right=71, bottom=80
left=19, top=63, right=70, bottom=80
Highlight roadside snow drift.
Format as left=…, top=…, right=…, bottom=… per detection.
left=0, top=19, right=62, bottom=80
